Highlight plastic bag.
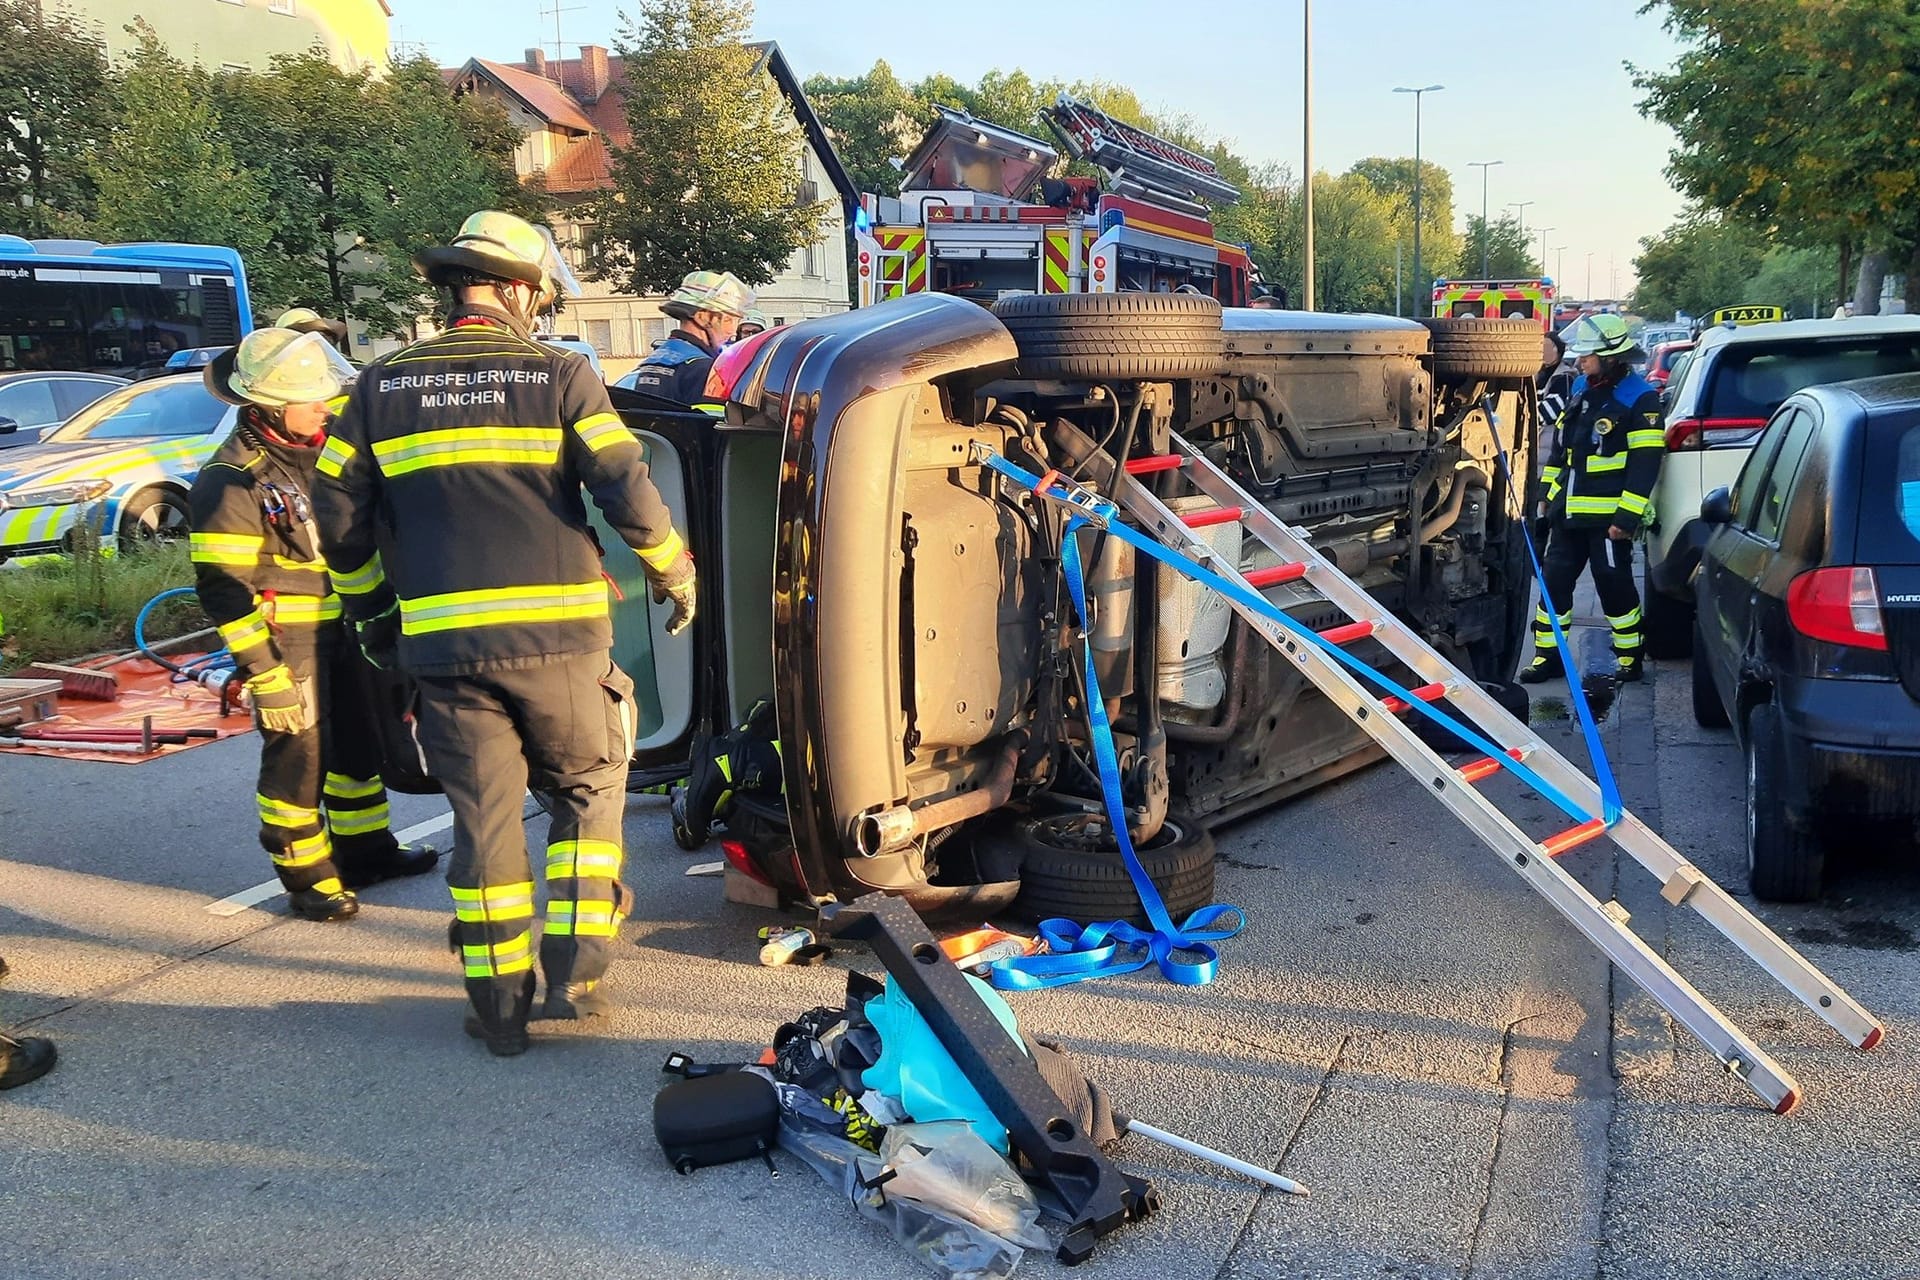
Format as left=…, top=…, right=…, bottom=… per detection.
left=779, top=1118, right=1024, bottom=1280
left=880, top=1122, right=1048, bottom=1250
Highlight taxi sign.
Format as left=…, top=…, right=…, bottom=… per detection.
left=1707, top=304, right=1784, bottom=326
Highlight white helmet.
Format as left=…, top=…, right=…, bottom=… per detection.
left=415, top=210, right=575, bottom=311
left=662, top=270, right=755, bottom=322
left=216, top=329, right=355, bottom=407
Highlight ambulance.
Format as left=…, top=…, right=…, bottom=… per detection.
left=1431, top=278, right=1557, bottom=329
left=854, top=94, right=1253, bottom=309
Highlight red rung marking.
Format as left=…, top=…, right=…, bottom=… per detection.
left=1457, top=748, right=1526, bottom=784
left=1541, top=818, right=1608, bottom=858
left=1380, top=682, right=1449, bottom=714
left=1316, top=620, right=1375, bottom=645
left=1124, top=454, right=1184, bottom=475
left=1244, top=562, right=1308, bottom=588
left=1182, top=505, right=1244, bottom=529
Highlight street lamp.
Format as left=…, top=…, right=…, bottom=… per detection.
left=1468, top=159, right=1504, bottom=277
left=1585, top=251, right=1594, bottom=299
left=1303, top=1, right=1315, bottom=311
left=1552, top=246, right=1567, bottom=289
left=1393, top=84, right=1444, bottom=310
left=1507, top=200, right=1533, bottom=236
left=1536, top=226, right=1554, bottom=275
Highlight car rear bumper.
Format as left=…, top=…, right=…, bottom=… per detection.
left=1778, top=677, right=1920, bottom=822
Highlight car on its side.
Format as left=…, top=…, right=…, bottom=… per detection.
left=1642, top=315, right=1920, bottom=657
left=0, top=371, right=128, bottom=450
left=0, top=374, right=234, bottom=559
left=1690, top=374, right=1920, bottom=901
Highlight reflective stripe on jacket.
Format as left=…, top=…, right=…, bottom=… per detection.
left=1540, top=371, right=1666, bottom=534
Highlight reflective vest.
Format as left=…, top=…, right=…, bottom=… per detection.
left=1540, top=371, right=1666, bottom=534
left=626, top=333, right=719, bottom=411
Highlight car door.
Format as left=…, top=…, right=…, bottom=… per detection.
left=1717, top=407, right=1818, bottom=728
left=1700, top=408, right=1792, bottom=716
left=1752, top=402, right=1830, bottom=682
left=0, top=378, right=63, bottom=449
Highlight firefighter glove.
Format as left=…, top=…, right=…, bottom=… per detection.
left=648, top=549, right=697, bottom=637
left=246, top=665, right=310, bottom=736
left=357, top=603, right=401, bottom=671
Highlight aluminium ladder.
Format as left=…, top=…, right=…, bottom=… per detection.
left=975, top=433, right=1884, bottom=1114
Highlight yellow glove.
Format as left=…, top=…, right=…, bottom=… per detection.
left=245, top=665, right=311, bottom=735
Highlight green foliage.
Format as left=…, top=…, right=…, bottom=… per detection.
left=0, top=0, right=112, bottom=236
left=806, top=60, right=926, bottom=199
left=1460, top=215, right=1542, bottom=280
left=1630, top=213, right=1837, bottom=320
left=84, top=27, right=270, bottom=263
left=592, top=0, right=828, bottom=294
left=0, top=539, right=199, bottom=673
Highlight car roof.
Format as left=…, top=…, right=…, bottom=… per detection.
left=1804, top=369, right=1920, bottom=413
left=0, top=370, right=124, bottom=384
left=1693, top=314, right=1920, bottom=353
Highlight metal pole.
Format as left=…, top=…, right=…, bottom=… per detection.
left=1301, top=0, right=1314, bottom=312
left=1586, top=252, right=1593, bottom=299
left=1538, top=226, right=1553, bottom=275
left=1468, top=160, right=1503, bottom=277
left=1394, top=84, right=1443, bottom=316
left=1508, top=200, right=1533, bottom=236
left=1396, top=240, right=1403, bottom=316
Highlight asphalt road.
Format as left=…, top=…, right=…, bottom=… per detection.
left=2, top=637, right=1915, bottom=1280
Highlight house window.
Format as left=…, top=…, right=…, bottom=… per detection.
left=268, top=0, right=297, bottom=13
left=645, top=319, right=669, bottom=347
left=584, top=319, right=612, bottom=356
left=804, top=240, right=821, bottom=278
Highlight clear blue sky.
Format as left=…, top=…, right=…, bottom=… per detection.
left=393, top=0, right=1689, bottom=298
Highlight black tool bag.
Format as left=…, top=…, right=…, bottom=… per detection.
left=653, top=1071, right=779, bottom=1176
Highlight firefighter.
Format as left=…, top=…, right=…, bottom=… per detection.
left=312, top=211, right=697, bottom=1056
left=624, top=270, right=755, bottom=410
left=1519, top=313, right=1666, bottom=685
left=735, top=309, right=769, bottom=342
left=274, top=307, right=350, bottom=351
left=190, top=328, right=440, bottom=923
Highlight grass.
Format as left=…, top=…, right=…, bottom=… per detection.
left=0, top=531, right=206, bottom=674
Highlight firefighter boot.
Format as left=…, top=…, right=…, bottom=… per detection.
left=338, top=842, right=442, bottom=892
left=1614, top=652, right=1645, bottom=683
left=537, top=883, right=635, bottom=1021
left=288, top=886, right=360, bottom=921
left=0, top=1031, right=57, bottom=1091
left=1517, top=653, right=1566, bottom=686
left=462, top=971, right=536, bottom=1057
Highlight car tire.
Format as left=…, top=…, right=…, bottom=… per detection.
left=1010, top=810, right=1216, bottom=926
left=1418, top=317, right=1546, bottom=382
left=1745, top=701, right=1823, bottom=902
left=991, top=293, right=1226, bottom=380
left=1690, top=624, right=1730, bottom=728
left=1642, top=566, right=1693, bottom=659
left=118, top=487, right=190, bottom=549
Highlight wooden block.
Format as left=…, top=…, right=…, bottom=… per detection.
left=723, top=865, right=783, bottom=909
left=0, top=679, right=63, bottom=725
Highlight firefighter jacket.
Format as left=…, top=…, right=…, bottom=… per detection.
left=624, top=332, right=719, bottom=411
left=188, top=413, right=342, bottom=680
left=1540, top=370, right=1665, bottom=535
left=311, top=304, right=682, bottom=678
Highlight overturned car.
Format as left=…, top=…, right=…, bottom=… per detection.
left=603, top=295, right=1547, bottom=918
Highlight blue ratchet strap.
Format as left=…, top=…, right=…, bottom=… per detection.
left=989, top=514, right=1245, bottom=992
left=978, top=450, right=1596, bottom=825
left=1480, top=394, right=1622, bottom=825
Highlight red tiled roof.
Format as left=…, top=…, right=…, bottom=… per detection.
left=472, top=57, right=598, bottom=135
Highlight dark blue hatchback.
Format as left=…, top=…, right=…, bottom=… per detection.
left=1692, top=372, right=1920, bottom=901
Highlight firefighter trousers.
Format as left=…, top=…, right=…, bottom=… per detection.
left=255, top=635, right=399, bottom=894
left=411, top=652, right=636, bottom=1031
left=1529, top=524, right=1643, bottom=669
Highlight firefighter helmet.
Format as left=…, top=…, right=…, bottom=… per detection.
left=662, top=270, right=755, bottom=322
left=273, top=307, right=348, bottom=342
left=1564, top=313, right=1640, bottom=359
left=414, top=211, right=569, bottom=304
left=737, top=308, right=770, bottom=336
left=210, top=328, right=355, bottom=408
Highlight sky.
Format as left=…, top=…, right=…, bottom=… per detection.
left=392, top=0, right=1692, bottom=297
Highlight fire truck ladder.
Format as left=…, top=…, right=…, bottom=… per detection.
left=972, top=434, right=1885, bottom=1115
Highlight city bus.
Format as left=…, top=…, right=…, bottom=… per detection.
left=0, top=237, right=253, bottom=379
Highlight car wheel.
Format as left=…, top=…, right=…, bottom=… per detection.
left=1010, top=810, right=1216, bottom=926
left=1745, top=701, right=1823, bottom=902
left=990, top=294, right=1226, bottom=380
left=118, top=487, right=189, bottom=549
left=1690, top=623, right=1729, bottom=729
left=1417, top=317, right=1547, bottom=382
left=1641, top=570, right=1694, bottom=659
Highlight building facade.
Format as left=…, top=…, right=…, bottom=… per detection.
left=446, top=41, right=853, bottom=380
left=44, top=0, right=391, bottom=74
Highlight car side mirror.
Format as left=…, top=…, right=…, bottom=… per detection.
left=0, top=416, right=17, bottom=434
left=1700, top=486, right=1733, bottom=526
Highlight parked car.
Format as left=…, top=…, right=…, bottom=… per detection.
left=602, top=296, right=1549, bottom=916
left=1639, top=323, right=1692, bottom=355
left=1691, top=374, right=1920, bottom=900
left=1646, top=338, right=1696, bottom=393
left=1642, top=315, right=1920, bottom=657
left=0, top=371, right=128, bottom=450
left=0, top=374, right=234, bottom=559
left=538, top=335, right=604, bottom=379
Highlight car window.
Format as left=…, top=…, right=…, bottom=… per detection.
left=0, top=379, right=61, bottom=429
left=1859, top=418, right=1920, bottom=564
left=51, top=377, right=122, bottom=419
left=43, top=379, right=224, bottom=442
left=1750, top=408, right=1817, bottom=541
left=1703, top=336, right=1920, bottom=420
left=1731, top=408, right=1794, bottom=527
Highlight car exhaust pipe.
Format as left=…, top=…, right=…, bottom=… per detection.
left=854, top=731, right=1029, bottom=857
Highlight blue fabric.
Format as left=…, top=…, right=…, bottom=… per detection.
left=636, top=336, right=706, bottom=369
left=862, top=973, right=1025, bottom=1151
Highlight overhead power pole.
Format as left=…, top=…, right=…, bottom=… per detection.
left=1301, top=0, right=1314, bottom=312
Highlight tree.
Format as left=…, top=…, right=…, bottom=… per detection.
left=1631, top=213, right=1837, bottom=320
left=0, top=0, right=112, bottom=236
left=805, top=60, right=925, bottom=199
left=84, top=27, right=269, bottom=261
left=1636, top=1, right=1920, bottom=308
left=1297, top=172, right=1399, bottom=314
left=1460, top=215, right=1541, bottom=280
left=592, top=0, right=829, bottom=294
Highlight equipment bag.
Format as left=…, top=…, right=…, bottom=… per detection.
left=654, top=1071, right=780, bottom=1176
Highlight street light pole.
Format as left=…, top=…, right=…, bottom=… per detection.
left=1468, top=159, right=1504, bottom=277
left=1302, top=0, right=1314, bottom=311
left=1586, top=251, right=1594, bottom=299
left=1537, top=226, right=1553, bottom=275
left=1553, top=246, right=1567, bottom=290
left=1507, top=200, right=1533, bottom=237
left=1393, top=83, right=1444, bottom=313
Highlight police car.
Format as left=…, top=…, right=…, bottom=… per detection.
left=0, top=373, right=234, bottom=558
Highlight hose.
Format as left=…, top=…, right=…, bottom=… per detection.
left=136, top=586, right=233, bottom=683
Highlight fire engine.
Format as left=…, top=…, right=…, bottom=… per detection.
left=1431, top=278, right=1557, bottom=329
left=854, top=93, right=1254, bottom=308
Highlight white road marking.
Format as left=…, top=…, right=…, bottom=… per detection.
left=204, top=810, right=455, bottom=915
